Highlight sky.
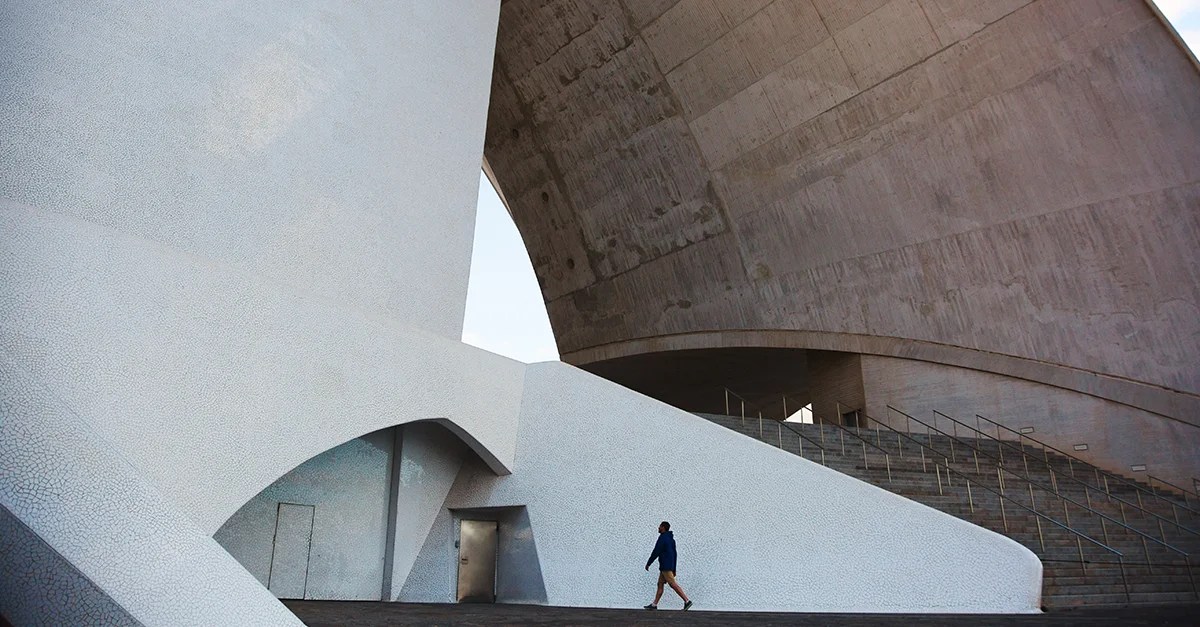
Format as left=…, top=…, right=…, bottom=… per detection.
left=460, top=6, right=1200, bottom=364
left=461, top=172, right=559, bottom=363
left=1160, top=0, right=1200, bottom=46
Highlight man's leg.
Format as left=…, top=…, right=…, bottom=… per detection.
left=653, top=572, right=666, bottom=605
left=664, top=572, right=690, bottom=603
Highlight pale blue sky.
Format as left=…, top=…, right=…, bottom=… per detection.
left=462, top=171, right=560, bottom=363
left=461, top=6, right=1199, bottom=364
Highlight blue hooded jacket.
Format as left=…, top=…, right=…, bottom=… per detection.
left=646, top=530, right=677, bottom=572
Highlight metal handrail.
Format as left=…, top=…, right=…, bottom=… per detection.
left=777, top=420, right=828, bottom=466
left=925, top=410, right=1200, bottom=539
left=714, top=390, right=1192, bottom=600
left=777, top=395, right=898, bottom=481
left=722, top=388, right=827, bottom=463
left=974, top=412, right=1200, bottom=517
left=882, top=406, right=1191, bottom=558
left=1150, top=475, right=1200, bottom=507
left=865, top=412, right=1126, bottom=561
left=821, top=403, right=896, bottom=482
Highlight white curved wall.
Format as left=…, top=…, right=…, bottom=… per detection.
left=406, top=362, right=1044, bottom=613
left=215, top=430, right=396, bottom=600
left=0, top=201, right=524, bottom=535
left=0, top=0, right=498, bottom=338
left=0, top=1, right=508, bottom=622
left=0, top=352, right=305, bottom=626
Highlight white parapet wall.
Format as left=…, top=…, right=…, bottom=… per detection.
left=404, top=361, right=1044, bottom=613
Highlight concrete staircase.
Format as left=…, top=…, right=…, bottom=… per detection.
left=699, top=413, right=1200, bottom=609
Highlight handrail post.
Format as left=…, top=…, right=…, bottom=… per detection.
left=1189, top=556, right=1198, bottom=602
left=1119, top=556, right=1130, bottom=605
left=1029, top=482, right=1045, bottom=553
left=870, top=409, right=1130, bottom=572
left=836, top=402, right=846, bottom=455
left=949, top=415, right=956, bottom=461
left=997, top=466, right=1009, bottom=532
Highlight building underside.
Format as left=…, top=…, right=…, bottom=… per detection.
left=483, top=0, right=1200, bottom=482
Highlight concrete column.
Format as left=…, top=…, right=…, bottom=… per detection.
left=382, top=423, right=467, bottom=600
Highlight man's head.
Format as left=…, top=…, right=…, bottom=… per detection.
left=659, top=521, right=670, bottom=533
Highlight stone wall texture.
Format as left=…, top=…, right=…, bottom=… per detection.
left=484, top=0, right=1200, bottom=430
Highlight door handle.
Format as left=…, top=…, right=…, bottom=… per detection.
left=460, top=558, right=468, bottom=564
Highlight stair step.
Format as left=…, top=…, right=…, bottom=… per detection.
left=696, top=411, right=1200, bottom=608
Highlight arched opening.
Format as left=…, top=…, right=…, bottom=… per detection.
left=213, top=421, right=520, bottom=602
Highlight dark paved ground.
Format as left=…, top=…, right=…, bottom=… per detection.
left=284, top=601, right=1200, bottom=627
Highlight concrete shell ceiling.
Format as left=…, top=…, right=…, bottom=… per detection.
left=483, top=0, right=1200, bottom=420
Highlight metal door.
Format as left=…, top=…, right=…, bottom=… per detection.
left=267, top=503, right=315, bottom=599
left=456, top=520, right=498, bottom=603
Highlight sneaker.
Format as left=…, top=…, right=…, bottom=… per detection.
left=683, top=600, right=693, bottom=611
left=643, top=604, right=657, bottom=610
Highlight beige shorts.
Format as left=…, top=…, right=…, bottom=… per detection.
left=657, top=570, right=677, bottom=585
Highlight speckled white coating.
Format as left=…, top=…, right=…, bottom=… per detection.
left=0, top=201, right=524, bottom=535
left=0, top=505, right=142, bottom=627
left=215, top=430, right=395, bottom=600
left=387, top=423, right=469, bottom=601
left=428, top=362, right=1043, bottom=613
left=0, top=353, right=305, bottom=626
left=0, top=0, right=498, bottom=340
left=0, top=1, right=506, bottom=622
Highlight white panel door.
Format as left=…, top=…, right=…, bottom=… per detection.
left=268, top=503, right=315, bottom=599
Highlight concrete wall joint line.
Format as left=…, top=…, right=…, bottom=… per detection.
left=613, top=3, right=749, bottom=285
left=560, top=329, right=1200, bottom=427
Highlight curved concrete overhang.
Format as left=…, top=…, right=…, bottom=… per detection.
left=485, top=0, right=1200, bottom=413
left=564, top=329, right=1200, bottom=429
left=210, top=415, right=513, bottom=535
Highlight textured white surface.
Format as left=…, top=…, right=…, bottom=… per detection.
left=422, top=362, right=1043, bottom=613
left=0, top=505, right=142, bottom=627
left=215, top=430, right=394, bottom=600
left=0, top=201, right=524, bottom=534
left=0, top=1, right=506, bottom=622
left=387, top=423, right=468, bottom=600
left=0, top=352, right=305, bottom=626
left=0, top=0, right=499, bottom=339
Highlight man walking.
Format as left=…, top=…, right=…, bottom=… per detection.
left=644, top=521, right=692, bottom=610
